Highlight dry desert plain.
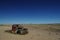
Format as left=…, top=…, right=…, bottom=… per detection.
left=0, top=24, right=60, bottom=40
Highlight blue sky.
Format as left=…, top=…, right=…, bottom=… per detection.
left=0, top=0, right=60, bottom=24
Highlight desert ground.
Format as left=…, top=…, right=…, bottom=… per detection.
left=0, top=24, right=60, bottom=40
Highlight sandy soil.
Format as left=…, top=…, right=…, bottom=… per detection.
left=0, top=25, right=60, bottom=40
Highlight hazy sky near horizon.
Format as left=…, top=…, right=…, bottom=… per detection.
left=0, top=0, right=60, bottom=24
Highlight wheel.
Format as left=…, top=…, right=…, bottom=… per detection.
left=17, top=28, right=28, bottom=35
left=20, top=29, right=28, bottom=35
left=20, top=30, right=24, bottom=35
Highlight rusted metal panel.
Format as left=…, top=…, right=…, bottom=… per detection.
left=12, top=25, right=17, bottom=32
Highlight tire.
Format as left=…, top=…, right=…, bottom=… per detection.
left=20, top=29, right=28, bottom=35
left=20, top=30, right=24, bottom=35
left=17, top=28, right=28, bottom=35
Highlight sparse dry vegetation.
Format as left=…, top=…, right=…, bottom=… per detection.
left=0, top=24, right=60, bottom=40
left=48, top=27, right=60, bottom=32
